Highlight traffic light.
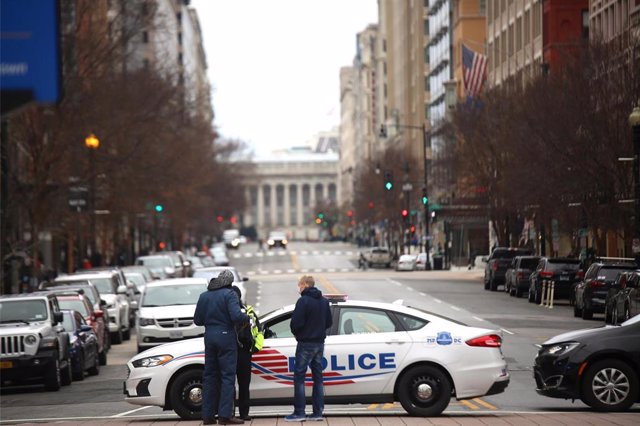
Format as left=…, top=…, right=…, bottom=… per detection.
left=421, top=188, right=428, bottom=205
left=216, top=215, right=224, bottom=223
left=401, top=209, right=408, bottom=217
left=230, top=216, right=237, bottom=224
left=158, top=241, right=166, bottom=250
left=318, top=212, right=324, bottom=219
left=155, top=204, right=164, bottom=212
left=347, top=210, right=353, bottom=217
left=383, top=170, right=393, bottom=191
left=410, top=225, right=416, bottom=233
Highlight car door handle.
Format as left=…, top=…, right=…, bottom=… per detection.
left=386, top=339, right=405, bottom=345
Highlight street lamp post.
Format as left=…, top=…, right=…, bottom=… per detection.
left=629, top=105, right=640, bottom=267
left=85, top=134, right=100, bottom=262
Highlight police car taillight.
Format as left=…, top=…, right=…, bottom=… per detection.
left=325, top=294, right=348, bottom=303
left=466, top=334, right=502, bottom=347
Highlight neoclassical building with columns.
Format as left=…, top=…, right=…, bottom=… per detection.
left=242, top=148, right=339, bottom=241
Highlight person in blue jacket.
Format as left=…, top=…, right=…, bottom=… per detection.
left=284, top=275, right=333, bottom=422
left=194, top=270, right=249, bottom=425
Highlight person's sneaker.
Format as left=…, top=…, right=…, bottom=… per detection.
left=284, top=413, right=307, bottom=422
left=306, top=413, right=324, bottom=421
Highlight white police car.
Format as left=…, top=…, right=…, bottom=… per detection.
left=123, top=296, right=509, bottom=419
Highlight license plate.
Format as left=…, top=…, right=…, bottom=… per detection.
left=169, top=330, right=183, bottom=339
left=0, top=361, right=13, bottom=369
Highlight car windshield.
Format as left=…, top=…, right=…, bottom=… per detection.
left=193, top=269, right=240, bottom=282
left=519, top=258, right=539, bottom=268
left=600, top=267, right=634, bottom=280
left=0, top=300, right=48, bottom=323
left=137, top=257, right=171, bottom=268
left=90, top=278, right=115, bottom=294
left=125, top=273, right=146, bottom=288
left=142, top=284, right=203, bottom=307
left=57, top=299, right=89, bottom=316
left=61, top=313, right=74, bottom=331
left=546, top=260, right=580, bottom=271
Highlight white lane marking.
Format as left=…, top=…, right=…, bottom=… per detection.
left=406, top=287, right=414, bottom=292
left=324, top=251, right=331, bottom=255
left=346, top=251, right=354, bottom=255
left=314, top=268, right=323, bottom=272
left=450, top=305, right=461, bottom=311
left=267, top=252, right=274, bottom=256
left=244, top=253, right=253, bottom=258
left=340, top=268, right=350, bottom=272
left=327, top=268, right=336, bottom=272
left=419, top=292, right=426, bottom=296
left=290, top=251, right=297, bottom=255
left=433, top=298, right=442, bottom=303
left=301, top=251, right=309, bottom=255
left=259, top=270, right=269, bottom=274
left=278, top=251, right=286, bottom=256
left=113, top=406, right=153, bottom=417
left=286, top=269, right=295, bottom=273
left=256, top=252, right=264, bottom=257
left=472, top=316, right=485, bottom=322
left=247, top=271, right=256, bottom=275
left=501, top=328, right=515, bottom=335
left=273, top=270, right=283, bottom=274
left=386, top=279, right=403, bottom=287
left=312, top=251, right=319, bottom=255
left=301, top=269, right=309, bottom=273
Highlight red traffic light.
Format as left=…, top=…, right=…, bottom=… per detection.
left=368, top=201, right=374, bottom=209
left=401, top=209, right=408, bottom=217
left=158, top=241, right=166, bottom=250
left=410, top=225, right=416, bottom=233
left=230, top=216, right=237, bottom=224
left=216, top=215, right=224, bottom=223
left=347, top=210, right=353, bottom=217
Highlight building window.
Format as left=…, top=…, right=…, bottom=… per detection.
left=424, top=19, right=429, bottom=35
left=424, top=46, right=430, bottom=63
left=480, top=0, right=486, bottom=16
left=516, top=17, right=522, bottom=50
left=315, top=184, right=324, bottom=203
left=328, top=184, right=337, bottom=202
left=581, top=9, right=589, bottom=39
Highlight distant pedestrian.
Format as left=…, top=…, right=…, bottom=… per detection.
left=284, top=275, right=332, bottom=422
left=194, top=270, right=249, bottom=425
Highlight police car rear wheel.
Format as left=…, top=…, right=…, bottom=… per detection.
left=398, top=365, right=451, bottom=416
left=170, top=369, right=204, bottom=420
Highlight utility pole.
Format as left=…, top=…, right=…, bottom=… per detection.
left=629, top=104, right=640, bottom=267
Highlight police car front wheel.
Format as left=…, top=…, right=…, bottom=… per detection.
left=397, top=365, right=452, bottom=416
left=169, top=368, right=204, bottom=420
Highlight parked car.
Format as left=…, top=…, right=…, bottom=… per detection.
left=0, top=292, right=72, bottom=390
left=534, top=314, right=640, bottom=411
left=60, top=309, right=100, bottom=381
left=527, top=257, right=582, bottom=304
left=483, top=247, right=532, bottom=291
left=192, top=266, right=247, bottom=304
left=43, top=281, right=110, bottom=359
left=505, top=256, right=540, bottom=298
left=55, top=272, right=130, bottom=344
left=610, top=271, right=640, bottom=325
left=48, top=289, right=107, bottom=366
left=186, top=255, right=205, bottom=271
left=267, top=231, right=288, bottom=249
left=121, top=265, right=155, bottom=284
left=135, top=254, right=177, bottom=279
left=363, top=246, right=392, bottom=268
left=415, top=252, right=428, bottom=270
left=210, top=246, right=230, bottom=266
left=136, top=278, right=207, bottom=353
left=165, top=251, right=190, bottom=277
left=396, top=254, right=417, bottom=271
left=574, top=262, right=636, bottom=320
left=223, top=229, right=241, bottom=249
left=124, top=295, right=509, bottom=419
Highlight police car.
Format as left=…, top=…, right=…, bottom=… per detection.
left=123, top=296, right=509, bottom=419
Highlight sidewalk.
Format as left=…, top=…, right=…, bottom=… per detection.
left=2, top=412, right=640, bottom=425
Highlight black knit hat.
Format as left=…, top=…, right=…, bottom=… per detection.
left=208, top=269, right=234, bottom=290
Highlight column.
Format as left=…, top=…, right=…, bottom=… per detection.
left=297, top=183, right=303, bottom=229
left=257, top=184, right=264, bottom=228
left=243, top=187, right=252, bottom=226
left=270, top=183, right=277, bottom=229
left=284, top=182, right=291, bottom=229
left=310, top=181, right=316, bottom=212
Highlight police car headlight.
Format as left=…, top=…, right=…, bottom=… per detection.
left=544, top=342, right=579, bottom=356
left=282, top=239, right=288, bottom=244
left=138, top=317, right=155, bottom=326
left=24, top=334, right=37, bottom=345
left=132, top=354, right=173, bottom=368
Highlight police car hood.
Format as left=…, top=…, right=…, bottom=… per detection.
left=132, top=336, right=204, bottom=361
left=137, top=304, right=197, bottom=319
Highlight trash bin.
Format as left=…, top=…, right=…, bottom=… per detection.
left=433, top=255, right=443, bottom=270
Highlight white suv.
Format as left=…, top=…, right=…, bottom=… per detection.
left=136, top=278, right=207, bottom=353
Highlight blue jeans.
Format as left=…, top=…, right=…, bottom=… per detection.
left=292, top=342, right=324, bottom=416
left=202, top=330, right=237, bottom=419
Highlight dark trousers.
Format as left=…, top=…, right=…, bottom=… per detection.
left=202, top=331, right=237, bottom=420
left=236, top=348, right=252, bottom=417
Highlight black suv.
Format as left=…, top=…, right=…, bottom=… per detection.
left=573, top=262, right=636, bottom=320
left=0, top=292, right=72, bottom=390
left=483, top=247, right=532, bottom=291
left=528, top=258, right=582, bottom=304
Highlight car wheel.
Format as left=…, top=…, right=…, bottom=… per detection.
left=61, top=357, right=73, bottom=386
left=88, top=348, right=100, bottom=376
left=581, top=359, right=639, bottom=411
left=99, top=348, right=107, bottom=366
left=397, top=365, right=452, bottom=417
left=123, top=327, right=131, bottom=341
left=169, top=368, right=204, bottom=420
left=44, top=351, right=61, bottom=391
left=73, top=353, right=85, bottom=381
left=112, top=329, right=123, bottom=345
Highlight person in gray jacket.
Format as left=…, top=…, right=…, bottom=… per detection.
left=194, top=270, right=249, bottom=425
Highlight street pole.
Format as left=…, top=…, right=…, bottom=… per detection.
left=629, top=105, right=640, bottom=267
left=422, top=124, right=431, bottom=270
left=85, top=134, right=100, bottom=263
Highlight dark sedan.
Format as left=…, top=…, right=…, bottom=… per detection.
left=574, top=263, right=636, bottom=320
left=534, top=314, right=640, bottom=411
left=61, top=310, right=100, bottom=381
left=528, top=258, right=582, bottom=304
left=611, top=271, right=640, bottom=325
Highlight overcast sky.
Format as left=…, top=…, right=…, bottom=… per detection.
left=190, top=0, right=378, bottom=156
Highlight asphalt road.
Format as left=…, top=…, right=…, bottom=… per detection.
left=1, top=241, right=638, bottom=424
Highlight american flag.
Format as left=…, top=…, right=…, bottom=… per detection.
left=462, top=43, right=487, bottom=98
